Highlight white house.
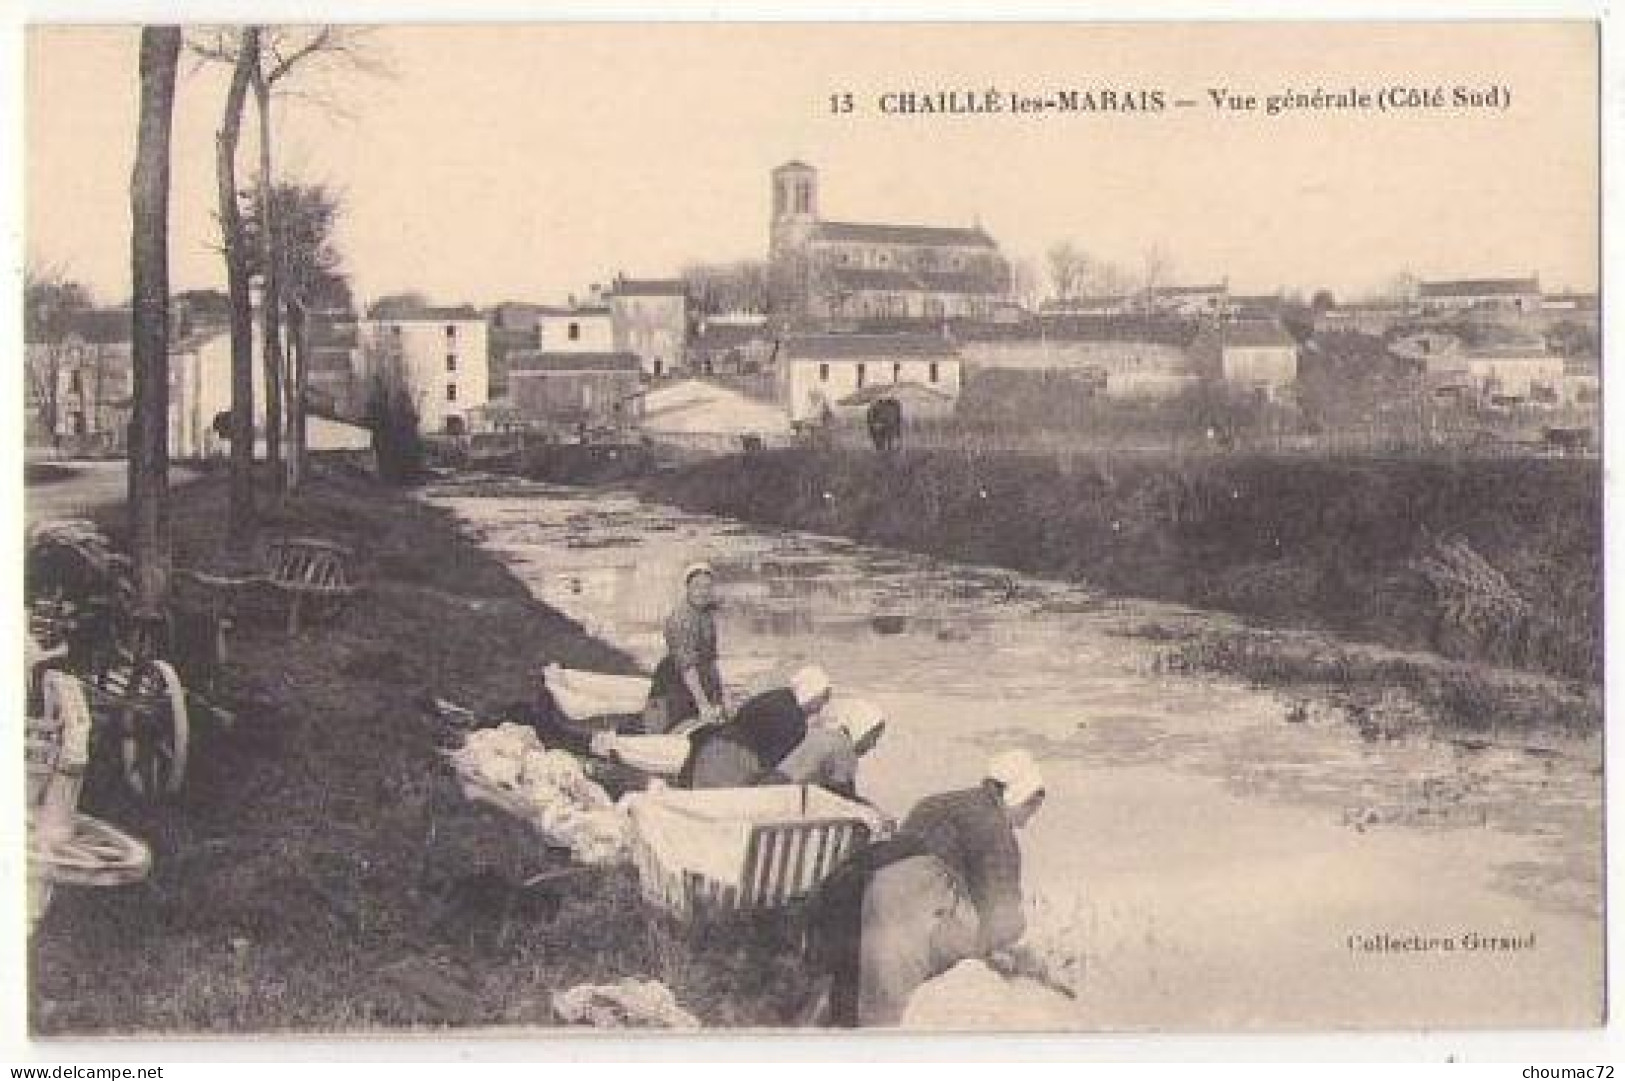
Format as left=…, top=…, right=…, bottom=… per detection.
left=168, top=327, right=270, bottom=460
left=1220, top=321, right=1298, bottom=399
left=779, top=332, right=962, bottom=423
left=1192, top=320, right=1298, bottom=401
left=1460, top=345, right=1566, bottom=404
left=1396, top=331, right=1566, bottom=406
left=536, top=305, right=615, bottom=354
left=362, top=307, right=489, bottom=435
left=608, top=277, right=688, bottom=377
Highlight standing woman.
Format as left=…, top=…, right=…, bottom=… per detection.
left=645, top=562, right=727, bottom=733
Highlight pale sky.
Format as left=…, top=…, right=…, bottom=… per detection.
left=25, top=22, right=1599, bottom=309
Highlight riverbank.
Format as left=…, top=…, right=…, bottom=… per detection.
left=30, top=464, right=810, bottom=1033
left=644, top=448, right=1601, bottom=734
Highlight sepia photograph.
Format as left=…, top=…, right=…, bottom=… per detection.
left=15, top=18, right=1604, bottom=1041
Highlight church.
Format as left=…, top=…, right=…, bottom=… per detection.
left=768, top=161, right=1012, bottom=323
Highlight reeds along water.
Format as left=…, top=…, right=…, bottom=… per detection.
left=647, top=446, right=1601, bottom=687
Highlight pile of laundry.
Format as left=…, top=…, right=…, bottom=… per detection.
left=1008, top=893, right=1089, bottom=998
left=902, top=960, right=1075, bottom=1030
left=551, top=977, right=700, bottom=1029
left=450, top=723, right=629, bottom=866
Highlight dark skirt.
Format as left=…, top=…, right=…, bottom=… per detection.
left=647, top=654, right=723, bottom=731
left=804, top=832, right=931, bottom=1028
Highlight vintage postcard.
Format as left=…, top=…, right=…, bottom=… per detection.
left=17, top=19, right=1602, bottom=1041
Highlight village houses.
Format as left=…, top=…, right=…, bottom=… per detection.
left=1190, top=319, right=1300, bottom=403
left=778, top=332, right=963, bottom=424
left=1417, top=276, right=1543, bottom=317
left=608, top=277, right=687, bottom=377
left=362, top=306, right=490, bottom=436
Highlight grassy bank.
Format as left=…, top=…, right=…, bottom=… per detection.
left=30, top=464, right=811, bottom=1034
left=646, top=448, right=1601, bottom=730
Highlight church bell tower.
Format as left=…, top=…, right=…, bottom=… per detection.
left=770, top=161, right=818, bottom=256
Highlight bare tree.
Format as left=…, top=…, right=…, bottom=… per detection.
left=258, top=182, right=349, bottom=489
left=251, top=51, right=286, bottom=497
left=1009, top=258, right=1039, bottom=312
left=24, top=267, right=94, bottom=447
left=209, top=26, right=260, bottom=551
left=1089, top=259, right=1131, bottom=300
left=195, top=26, right=386, bottom=497
left=1384, top=269, right=1420, bottom=308
left=682, top=259, right=771, bottom=316
left=1140, top=243, right=1174, bottom=299
left=1046, top=241, right=1090, bottom=302
left=129, top=26, right=182, bottom=617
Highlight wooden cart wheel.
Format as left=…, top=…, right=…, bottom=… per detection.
left=40, top=813, right=153, bottom=888
left=30, top=671, right=94, bottom=932
left=120, top=659, right=190, bottom=799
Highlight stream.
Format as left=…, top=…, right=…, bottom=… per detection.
left=425, top=475, right=1602, bottom=1031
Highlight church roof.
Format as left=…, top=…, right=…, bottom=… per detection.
left=812, top=220, right=996, bottom=249
left=825, top=266, right=1005, bottom=295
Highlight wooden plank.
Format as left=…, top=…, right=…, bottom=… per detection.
left=740, top=830, right=764, bottom=908
left=788, top=826, right=809, bottom=901
left=772, top=826, right=796, bottom=904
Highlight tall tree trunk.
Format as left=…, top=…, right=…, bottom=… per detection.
left=129, top=25, right=181, bottom=617
left=219, top=27, right=259, bottom=551
left=288, top=298, right=309, bottom=490
left=252, top=68, right=286, bottom=497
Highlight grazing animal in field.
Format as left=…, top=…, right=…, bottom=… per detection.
left=867, top=397, right=903, bottom=453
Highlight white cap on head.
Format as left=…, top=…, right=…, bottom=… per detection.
left=833, top=697, right=886, bottom=746
left=790, top=665, right=832, bottom=708
left=986, top=749, right=1045, bottom=807
left=682, top=561, right=715, bottom=585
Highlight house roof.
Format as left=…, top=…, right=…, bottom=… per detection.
left=1418, top=277, right=1540, bottom=298
left=508, top=350, right=643, bottom=373
left=1154, top=284, right=1226, bottom=296
left=692, top=323, right=773, bottom=352
left=538, top=305, right=612, bottom=317
left=837, top=381, right=954, bottom=407
left=371, top=305, right=483, bottom=322
left=782, top=333, right=959, bottom=361
left=1219, top=320, right=1297, bottom=348
left=825, top=266, right=1006, bottom=295
left=610, top=278, right=687, bottom=298
left=955, top=315, right=1203, bottom=347
left=812, top=220, right=996, bottom=249
left=1543, top=291, right=1600, bottom=308
left=1326, top=300, right=1411, bottom=313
